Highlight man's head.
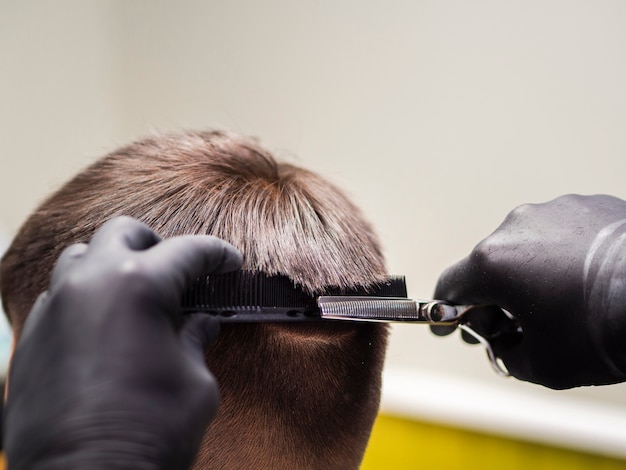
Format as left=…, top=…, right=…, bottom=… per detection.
left=0, top=130, right=389, bottom=469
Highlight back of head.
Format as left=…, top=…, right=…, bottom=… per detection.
left=0, top=130, right=389, bottom=469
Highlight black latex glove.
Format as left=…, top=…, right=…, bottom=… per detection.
left=4, top=216, right=242, bottom=470
left=432, top=194, right=626, bottom=389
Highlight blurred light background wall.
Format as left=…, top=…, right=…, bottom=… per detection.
left=2, top=0, right=626, bottom=461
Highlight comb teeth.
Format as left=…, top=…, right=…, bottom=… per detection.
left=181, top=271, right=407, bottom=311
left=181, top=271, right=314, bottom=309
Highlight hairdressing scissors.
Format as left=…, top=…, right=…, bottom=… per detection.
left=317, top=296, right=522, bottom=377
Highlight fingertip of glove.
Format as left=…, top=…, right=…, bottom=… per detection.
left=183, top=313, right=221, bottom=347
left=429, top=324, right=456, bottom=337
left=200, top=315, right=221, bottom=345
left=214, top=244, right=243, bottom=274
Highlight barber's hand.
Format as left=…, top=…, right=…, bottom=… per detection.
left=433, top=194, right=626, bottom=389
left=4, top=216, right=242, bottom=470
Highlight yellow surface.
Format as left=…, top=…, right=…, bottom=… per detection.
left=361, top=414, right=626, bottom=470
left=2, top=417, right=624, bottom=470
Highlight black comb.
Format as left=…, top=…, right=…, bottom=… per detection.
left=181, top=270, right=407, bottom=322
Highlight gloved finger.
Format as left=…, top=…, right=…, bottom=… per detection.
left=433, top=255, right=490, bottom=305
left=49, top=243, right=88, bottom=289
left=430, top=259, right=477, bottom=339
left=15, top=292, right=49, bottom=348
left=179, top=314, right=221, bottom=367
left=460, top=328, right=481, bottom=344
left=144, top=235, right=243, bottom=291
left=429, top=324, right=457, bottom=337
left=460, top=306, right=517, bottom=345
left=89, top=216, right=162, bottom=253
left=180, top=314, right=222, bottom=425
left=489, top=333, right=529, bottom=382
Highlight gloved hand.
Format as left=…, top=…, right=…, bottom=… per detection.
left=432, top=194, right=626, bottom=389
left=4, top=216, right=242, bottom=470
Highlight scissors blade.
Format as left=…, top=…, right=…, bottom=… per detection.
left=317, top=296, right=469, bottom=324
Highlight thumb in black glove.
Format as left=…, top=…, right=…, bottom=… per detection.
left=4, top=216, right=242, bottom=470
left=432, top=194, right=626, bottom=389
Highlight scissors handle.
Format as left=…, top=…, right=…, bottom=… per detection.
left=428, top=302, right=520, bottom=377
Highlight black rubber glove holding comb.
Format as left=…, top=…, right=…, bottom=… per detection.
left=432, top=194, right=626, bottom=389
left=4, top=216, right=242, bottom=470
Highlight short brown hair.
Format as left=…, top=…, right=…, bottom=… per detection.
left=0, top=130, right=389, bottom=469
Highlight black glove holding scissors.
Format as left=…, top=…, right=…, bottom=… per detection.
left=4, top=216, right=242, bottom=470
left=432, top=194, right=626, bottom=389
